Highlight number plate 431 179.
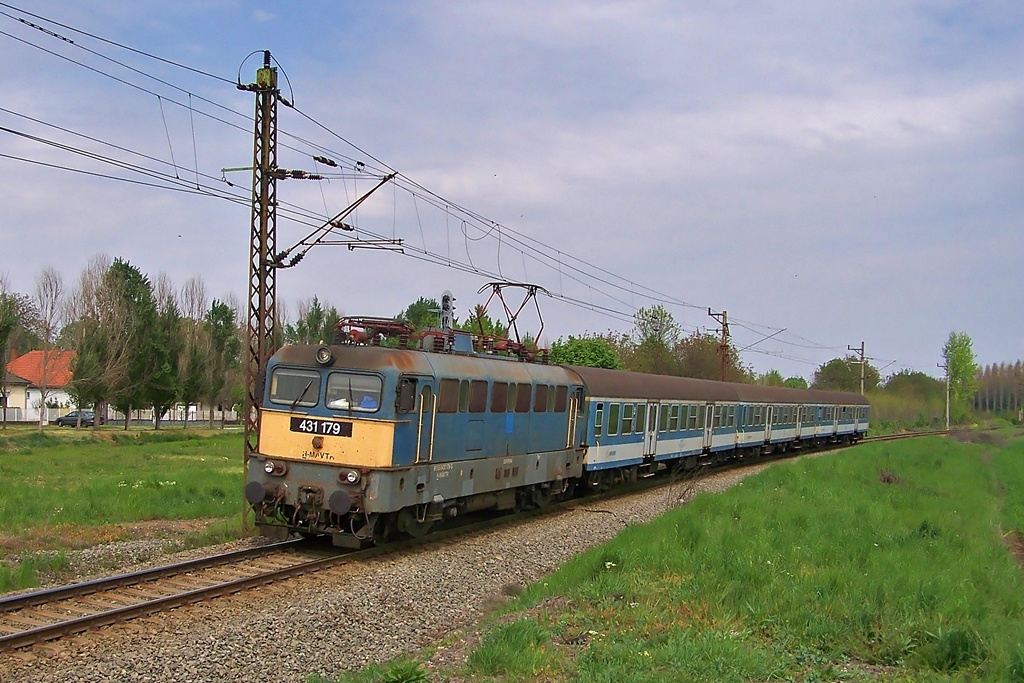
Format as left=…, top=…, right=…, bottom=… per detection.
left=290, top=417, right=353, bottom=437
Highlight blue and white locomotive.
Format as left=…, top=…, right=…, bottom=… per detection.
left=245, top=319, right=869, bottom=547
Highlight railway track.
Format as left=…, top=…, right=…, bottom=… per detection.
left=0, top=429, right=946, bottom=654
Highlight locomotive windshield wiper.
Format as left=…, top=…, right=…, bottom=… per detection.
left=291, top=379, right=314, bottom=412
left=347, top=378, right=354, bottom=415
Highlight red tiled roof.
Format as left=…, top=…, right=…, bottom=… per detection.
left=5, top=350, right=76, bottom=388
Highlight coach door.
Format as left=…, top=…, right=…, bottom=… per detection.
left=416, top=386, right=435, bottom=463
left=702, top=403, right=714, bottom=450
left=765, top=405, right=774, bottom=442
left=795, top=405, right=803, bottom=439
left=643, top=401, right=658, bottom=459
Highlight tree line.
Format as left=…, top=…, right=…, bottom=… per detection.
left=1, top=268, right=996, bottom=431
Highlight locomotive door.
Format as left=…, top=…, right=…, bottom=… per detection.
left=567, top=388, right=584, bottom=449
left=416, top=386, right=435, bottom=463
left=702, top=403, right=714, bottom=451
left=643, top=401, right=658, bottom=458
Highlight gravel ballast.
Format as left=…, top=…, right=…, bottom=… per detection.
left=0, top=465, right=767, bottom=682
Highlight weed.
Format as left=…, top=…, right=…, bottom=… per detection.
left=918, top=627, right=986, bottom=673
left=468, top=618, right=553, bottom=677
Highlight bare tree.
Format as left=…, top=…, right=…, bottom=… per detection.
left=33, top=267, right=65, bottom=429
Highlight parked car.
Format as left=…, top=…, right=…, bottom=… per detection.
left=55, top=410, right=103, bottom=427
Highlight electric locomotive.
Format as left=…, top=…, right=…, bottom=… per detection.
left=245, top=320, right=587, bottom=547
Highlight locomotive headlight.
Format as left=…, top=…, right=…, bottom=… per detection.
left=315, top=345, right=334, bottom=366
left=338, top=468, right=360, bottom=484
left=264, top=461, right=287, bottom=476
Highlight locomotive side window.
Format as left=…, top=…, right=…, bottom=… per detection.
left=269, top=368, right=320, bottom=408
left=595, top=402, right=604, bottom=438
left=469, top=380, right=488, bottom=413
left=547, top=385, right=557, bottom=412
left=491, top=382, right=508, bottom=413
left=515, top=383, right=532, bottom=413
left=325, top=372, right=383, bottom=412
left=554, top=385, right=568, bottom=412
left=507, top=383, right=517, bottom=412
left=607, top=403, right=620, bottom=435
left=438, top=378, right=459, bottom=413
left=459, top=380, right=470, bottom=412
left=396, top=377, right=417, bottom=413
left=534, top=384, right=549, bottom=413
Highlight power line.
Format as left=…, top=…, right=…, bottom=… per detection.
left=0, top=16, right=866, bottom=369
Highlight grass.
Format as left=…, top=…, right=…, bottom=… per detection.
left=0, top=427, right=250, bottom=589
left=332, top=431, right=1024, bottom=682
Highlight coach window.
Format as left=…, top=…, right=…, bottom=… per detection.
left=686, top=404, right=695, bottom=430
left=667, top=404, right=678, bottom=431
left=554, top=385, right=568, bottom=412
left=728, top=406, right=736, bottom=428
left=636, top=403, right=646, bottom=432
left=594, top=403, right=604, bottom=438
left=608, top=403, right=620, bottom=436
left=459, top=380, right=470, bottom=412
left=491, top=382, right=508, bottom=413
left=269, top=367, right=320, bottom=408
left=515, top=383, right=532, bottom=413
left=534, top=384, right=549, bottom=413
left=712, top=406, right=722, bottom=429
left=326, top=372, right=383, bottom=412
left=659, top=404, right=669, bottom=432
left=621, top=403, right=634, bottom=434
left=469, top=380, right=488, bottom=413
left=438, top=378, right=459, bottom=413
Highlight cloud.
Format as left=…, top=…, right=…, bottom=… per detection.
left=252, top=9, right=274, bottom=23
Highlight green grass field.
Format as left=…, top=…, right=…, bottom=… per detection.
left=0, top=427, right=248, bottom=589
left=329, top=431, right=1024, bottom=682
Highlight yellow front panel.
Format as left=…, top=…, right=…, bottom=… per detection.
left=259, top=410, right=395, bottom=468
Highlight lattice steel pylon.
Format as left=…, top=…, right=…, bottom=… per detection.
left=242, top=51, right=279, bottom=464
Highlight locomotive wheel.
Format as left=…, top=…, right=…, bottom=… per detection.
left=396, top=507, right=434, bottom=538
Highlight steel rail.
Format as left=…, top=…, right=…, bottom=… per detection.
left=0, top=538, right=305, bottom=614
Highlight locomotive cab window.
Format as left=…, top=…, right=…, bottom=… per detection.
left=269, top=368, right=320, bottom=408
left=325, top=372, right=382, bottom=412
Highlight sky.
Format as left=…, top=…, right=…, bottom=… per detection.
left=1, top=1, right=1022, bottom=381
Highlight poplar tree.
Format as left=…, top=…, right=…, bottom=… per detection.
left=942, top=331, right=978, bottom=418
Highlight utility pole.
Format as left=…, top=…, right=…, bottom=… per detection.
left=240, top=51, right=280, bottom=466
left=708, top=309, right=730, bottom=382
left=848, top=342, right=866, bottom=395
left=938, top=362, right=950, bottom=430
